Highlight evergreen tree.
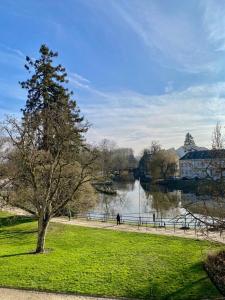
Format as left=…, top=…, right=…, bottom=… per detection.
left=20, top=45, right=87, bottom=155
left=184, top=133, right=196, bottom=152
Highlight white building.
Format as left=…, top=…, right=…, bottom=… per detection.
left=179, top=150, right=225, bottom=179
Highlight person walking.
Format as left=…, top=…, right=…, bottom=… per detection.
left=116, top=213, right=121, bottom=225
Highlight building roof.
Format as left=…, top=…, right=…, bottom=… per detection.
left=180, top=150, right=225, bottom=160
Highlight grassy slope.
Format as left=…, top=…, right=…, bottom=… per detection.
left=0, top=213, right=222, bottom=300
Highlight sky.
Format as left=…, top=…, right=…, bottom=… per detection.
left=1, top=0, right=225, bottom=154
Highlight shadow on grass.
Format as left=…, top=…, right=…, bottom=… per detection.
left=0, top=251, right=36, bottom=258
left=165, top=276, right=210, bottom=300
left=0, top=215, right=35, bottom=227
left=0, top=216, right=37, bottom=244
left=0, top=229, right=37, bottom=239
left=127, top=262, right=221, bottom=300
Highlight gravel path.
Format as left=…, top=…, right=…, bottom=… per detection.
left=0, top=288, right=121, bottom=300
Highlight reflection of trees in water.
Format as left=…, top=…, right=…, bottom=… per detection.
left=181, top=192, right=225, bottom=219
left=113, top=181, right=135, bottom=192
left=141, top=180, right=225, bottom=219
left=141, top=183, right=181, bottom=217
left=99, top=194, right=112, bottom=215
left=140, top=181, right=168, bottom=193
left=99, top=180, right=135, bottom=215
left=150, top=191, right=180, bottom=217
left=153, top=192, right=179, bottom=210
left=99, top=191, right=129, bottom=215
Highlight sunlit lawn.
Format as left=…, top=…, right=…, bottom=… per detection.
left=0, top=212, right=222, bottom=299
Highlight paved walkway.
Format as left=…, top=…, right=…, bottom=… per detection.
left=52, top=217, right=225, bottom=244
left=0, top=288, right=120, bottom=300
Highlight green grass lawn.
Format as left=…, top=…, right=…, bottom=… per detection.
left=0, top=212, right=223, bottom=300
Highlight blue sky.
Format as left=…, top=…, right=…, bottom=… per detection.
left=1, top=0, right=225, bottom=153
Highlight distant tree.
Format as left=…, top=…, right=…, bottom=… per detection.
left=97, top=139, right=116, bottom=177
left=212, top=122, right=223, bottom=150
left=150, top=150, right=178, bottom=180
left=138, top=150, right=151, bottom=178
left=111, top=148, right=137, bottom=173
left=127, top=151, right=137, bottom=169
left=184, top=133, right=196, bottom=152
left=96, top=140, right=137, bottom=179
left=138, top=141, right=161, bottom=178
left=149, top=141, right=161, bottom=155
left=3, top=45, right=97, bottom=254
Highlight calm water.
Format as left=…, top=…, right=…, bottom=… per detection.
left=90, top=180, right=225, bottom=222
left=93, top=180, right=183, bottom=219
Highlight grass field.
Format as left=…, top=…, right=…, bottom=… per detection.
left=0, top=212, right=223, bottom=300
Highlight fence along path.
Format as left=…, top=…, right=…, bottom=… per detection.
left=2, top=206, right=225, bottom=243
left=53, top=212, right=225, bottom=244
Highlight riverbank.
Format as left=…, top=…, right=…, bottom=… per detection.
left=140, top=177, right=212, bottom=193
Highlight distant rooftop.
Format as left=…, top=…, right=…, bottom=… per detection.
left=180, top=150, right=225, bottom=160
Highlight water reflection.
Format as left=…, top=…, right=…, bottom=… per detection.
left=181, top=193, right=225, bottom=219
left=91, top=180, right=225, bottom=221
left=93, top=180, right=183, bottom=218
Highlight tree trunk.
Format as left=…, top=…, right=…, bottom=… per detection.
left=36, top=215, right=49, bottom=254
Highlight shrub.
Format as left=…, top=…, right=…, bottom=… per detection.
left=205, top=250, right=225, bottom=295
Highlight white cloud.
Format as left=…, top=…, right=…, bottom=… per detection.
left=72, top=79, right=225, bottom=154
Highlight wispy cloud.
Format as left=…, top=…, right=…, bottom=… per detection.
left=70, top=73, right=90, bottom=84
left=0, top=79, right=25, bottom=102
left=107, top=0, right=222, bottom=74
left=69, top=72, right=91, bottom=89
left=202, top=0, right=225, bottom=51
left=0, top=44, right=26, bottom=117
left=0, top=43, right=25, bottom=69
